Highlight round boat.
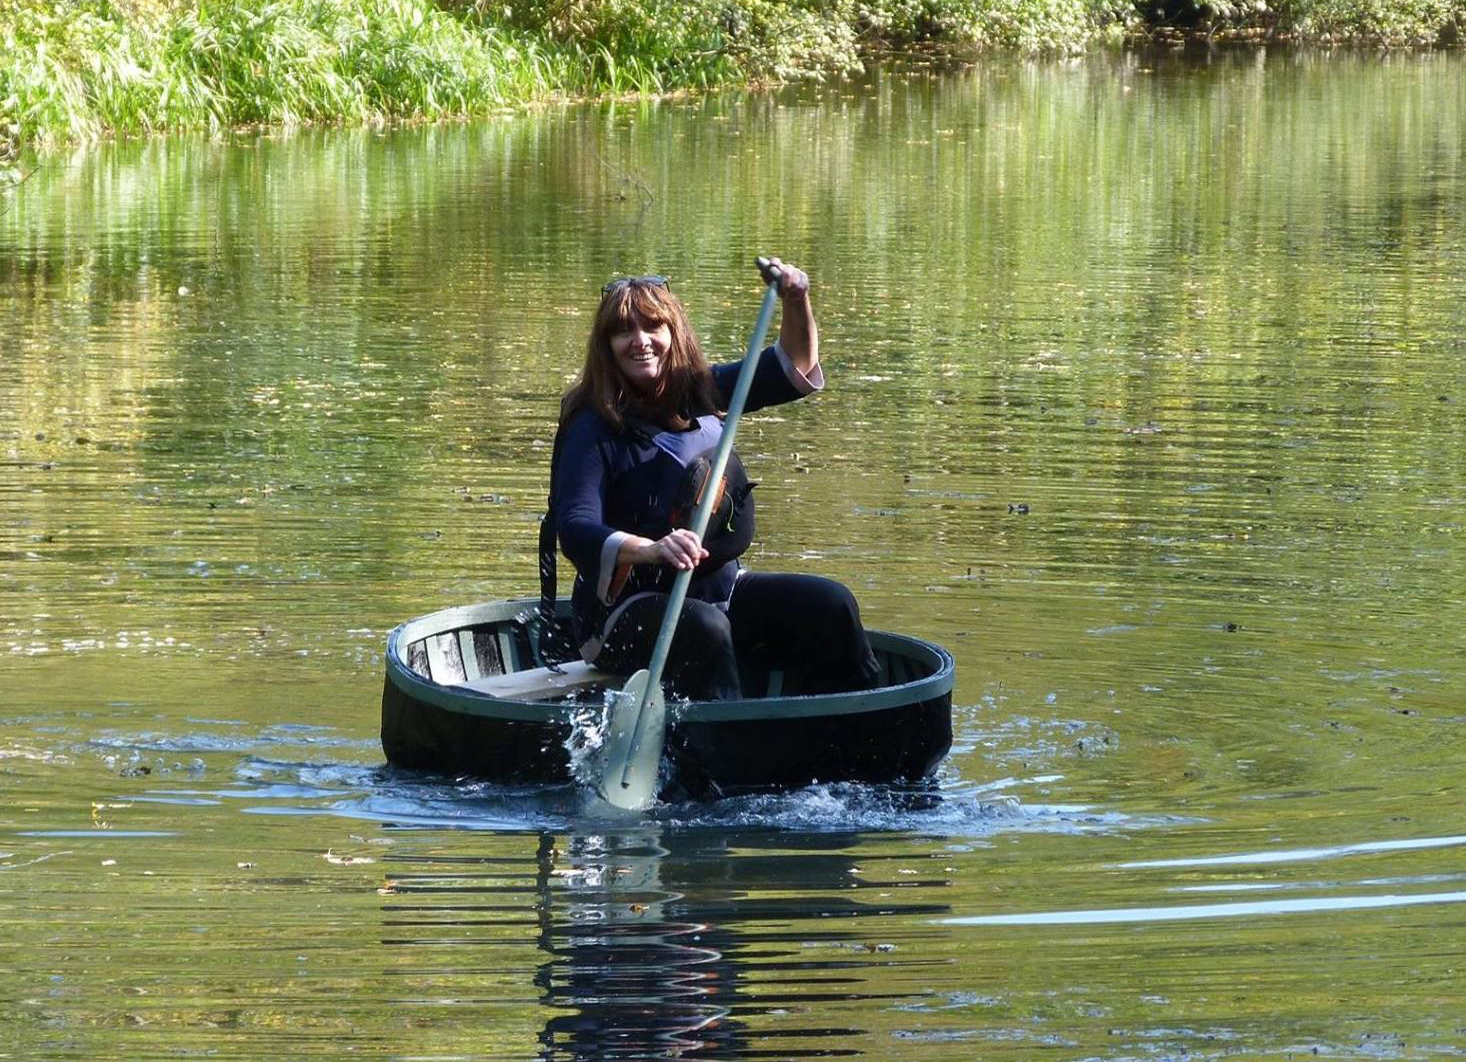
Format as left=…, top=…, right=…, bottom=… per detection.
left=381, top=598, right=954, bottom=800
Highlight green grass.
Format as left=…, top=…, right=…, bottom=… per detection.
left=1, top=0, right=570, bottom=141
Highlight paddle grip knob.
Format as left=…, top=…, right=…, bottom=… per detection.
left=755, top=256, right=782, bottom=286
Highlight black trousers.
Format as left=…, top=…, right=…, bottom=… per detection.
left=592, top=571, right=880, bottom=701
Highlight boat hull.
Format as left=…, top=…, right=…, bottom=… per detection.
left=381, top=599, right=954, bottom=799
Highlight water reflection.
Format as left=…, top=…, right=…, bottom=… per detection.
left=378, top=826, right=954, bottom=1059
left=529, top=830, right=741, bottom=1059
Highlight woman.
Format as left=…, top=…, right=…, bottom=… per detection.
left=550, top=260, right=878, bottom=701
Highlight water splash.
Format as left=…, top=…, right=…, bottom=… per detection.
left=564, top=692, right=612, bottom=791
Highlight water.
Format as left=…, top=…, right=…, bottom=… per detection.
left=3, top=48, right=1465, bottom=1058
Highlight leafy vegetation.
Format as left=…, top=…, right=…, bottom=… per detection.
left=0, top=0, right=1461, bottom=164
left=1136, top=0, right=1461, bottom=39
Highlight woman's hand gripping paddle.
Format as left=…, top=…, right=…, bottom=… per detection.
left=595, top=257, right=785, bottom=810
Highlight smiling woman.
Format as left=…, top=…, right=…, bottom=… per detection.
left=547, top=263, right=881, bottom=704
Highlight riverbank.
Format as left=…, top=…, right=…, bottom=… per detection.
left=1, top=0, right=1461, bottom=161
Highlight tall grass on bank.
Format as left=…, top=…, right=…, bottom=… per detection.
left=0, top=0, right=572, bottom=145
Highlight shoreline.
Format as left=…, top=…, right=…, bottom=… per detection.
left=1, top=0, right=1461, bottom=163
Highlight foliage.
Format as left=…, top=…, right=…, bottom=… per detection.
left=1133, top=0, right=1462, bottom=38
left=857, top=0, right=1132, bottom=51
left=0, top=0, right=1114, bottom=154
left=0, top=0, right=1461, bottom=157
left=0, top=0, right=567, bottom=147
left=1274, top=0, right=1463, bottom=42
left=498, top=0, right=863, bottom=84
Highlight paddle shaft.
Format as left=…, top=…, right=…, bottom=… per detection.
left=619, top=264, right=783, bottom=786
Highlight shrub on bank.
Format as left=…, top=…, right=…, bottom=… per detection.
left=857, top=0, right=1132, bottom=51
left=495, top=0, right=864, bottom=82
left=1276, top=0, right=1462, bottom=43
left=497, top=0, right=1118, bottom=76
left=1135, top=0, right=1461, bottom=39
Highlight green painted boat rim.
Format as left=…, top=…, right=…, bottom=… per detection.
left=386, top=598, right=955, bottom=724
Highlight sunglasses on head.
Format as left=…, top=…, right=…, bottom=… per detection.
left=601, top=275, right=670, bottom=296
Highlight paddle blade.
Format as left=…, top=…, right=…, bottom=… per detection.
left=595, top=669, right=666, bottom=810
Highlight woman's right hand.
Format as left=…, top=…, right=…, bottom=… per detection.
left=651, top=528, right=709, bottom=571
left=626, top=528, right=709, bottom=571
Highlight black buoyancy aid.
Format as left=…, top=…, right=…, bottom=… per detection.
left=537, top=417, right=756, bottom=661
left=667, top=447, right=755, bottom=572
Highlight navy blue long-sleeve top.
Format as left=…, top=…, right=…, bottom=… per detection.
left=554, top=342, right=823, bottom=659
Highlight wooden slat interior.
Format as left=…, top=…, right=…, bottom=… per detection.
left=425, top=632, right=464, bottom=684
left=458, top=630, right=481, bottom=681
left=496, top=630, right=517, bottom=675
left=471, top=628, right=506, bottom=677
left=407, top=640, right=430, bottom=679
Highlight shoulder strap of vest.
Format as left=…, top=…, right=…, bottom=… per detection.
left=620, top=415, right=660, bottom=445
left=536, top=422, right=569, bottom=669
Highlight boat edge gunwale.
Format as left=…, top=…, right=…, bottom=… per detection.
left=385, top=597, right=955, bottom=725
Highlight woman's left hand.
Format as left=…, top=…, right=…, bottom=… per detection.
left=761, top=256, right=819, bottom=376
left=764, top=257, right=810, bottom=303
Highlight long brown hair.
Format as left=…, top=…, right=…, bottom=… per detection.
left=559, top=280, right=720, bottom=432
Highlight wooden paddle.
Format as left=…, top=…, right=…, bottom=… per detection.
left=596, top=257, right=785, bottom=809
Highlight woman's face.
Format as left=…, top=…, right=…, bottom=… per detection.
left=609, top=311, right=672, bottom=394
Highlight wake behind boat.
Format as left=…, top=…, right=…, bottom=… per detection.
left=381, top=598, right=954, bottom=801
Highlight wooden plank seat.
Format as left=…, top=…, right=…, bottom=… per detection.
left=461, top=660, right=620, bottom=702
left=459, top=661, right=788, bottom=702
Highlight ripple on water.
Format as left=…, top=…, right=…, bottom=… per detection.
left=939, top=888, right=1466, bottom=926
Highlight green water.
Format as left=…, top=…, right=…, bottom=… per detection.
left=3, top=48, right=1465, bottom=1059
